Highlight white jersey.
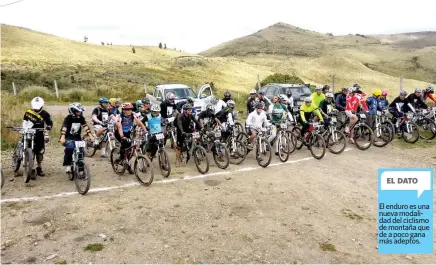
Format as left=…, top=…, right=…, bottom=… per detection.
left=287, top=96, right=294, bottom=108
left=215, top=99, right=227, bottom=114
left=246, top=110, right=268, bottom=129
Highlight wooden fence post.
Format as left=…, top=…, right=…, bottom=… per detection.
left=54, top=80, right=59, bottom=100
left=144, top=83, right=147, bottom=94
left=400, top=76, right=403, bottom=91
left=257, top=74, right=262, bottom=90
left=12, top=82, right=17, bottom=96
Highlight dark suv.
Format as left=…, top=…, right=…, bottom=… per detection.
left=258, top=83, right=312, bottom=106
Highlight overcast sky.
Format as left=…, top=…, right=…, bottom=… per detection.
left=1, top=0, right=436, bottom=53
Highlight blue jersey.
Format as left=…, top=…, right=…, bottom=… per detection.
left=377, top=99, right=389, bottom=111
left=366, top=96, right=378, bottom=115
left=120, top=113, right=134, bottom=133
left=147, top=113, right=164, bottom=134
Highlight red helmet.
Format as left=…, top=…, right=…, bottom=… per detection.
left=381, top=90, right=388, bottom=97
left=121, top=103, right=134, bottom=110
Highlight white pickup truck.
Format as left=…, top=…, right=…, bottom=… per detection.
left=146, top=83, right=215, bottom=117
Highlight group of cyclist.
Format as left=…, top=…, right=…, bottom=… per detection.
left=17, top=83, right=435, bottom=178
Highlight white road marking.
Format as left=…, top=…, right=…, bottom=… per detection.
left=1, top=148, right=352, bottom=204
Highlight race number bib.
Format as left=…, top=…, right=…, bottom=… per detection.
left=102, top=112, right=109, bottom=122
left=327, top=105, right=332, bottom=113
left=70, top=123, right=81, bottom=135
left=167, top=106, right=173, bottom=116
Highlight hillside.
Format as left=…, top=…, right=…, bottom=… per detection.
left=200, top=23, right=436, bottom=85
left=0, top=23, right=433, bottom=104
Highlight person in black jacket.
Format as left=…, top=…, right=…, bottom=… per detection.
left=160, top=92, right=177, bottom=119
left=23, top=97, right=53, bottom=177
left=389, top=90, right=415, bottom=130
left=175, top=104, right=202, bottom=166
left=407, top=88, right=428, bottom=110
left=335, top=87, right=348, bottom=111
left=247, top=89, right=257, bottom=114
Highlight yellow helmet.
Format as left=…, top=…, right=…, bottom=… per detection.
left=373, top=89, right=382, bottom=97
left=109, top=98, right=121, bottom=106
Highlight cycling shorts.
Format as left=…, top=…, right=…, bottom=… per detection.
left=345, top=110, right=357, bottom=119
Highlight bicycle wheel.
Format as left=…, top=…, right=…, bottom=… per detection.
left=234, top=122, right=244, bottom=134
left=285, top=130, right=297, bottom=154
left=158, top=149, right=171, bottom=178
left=12, top=143, right=22, bottom=173
left=134, top=155, right=154, bottom=186
left=417, top=118, right=436, bottom=140
left=373, top=124, right=393, bottom=148
left=326, top=130, right=347, bottom=154
left=256, top=138, right=272, bottom=168
left=382, top=121, right=395, bottom=142
left=402, top=122, right=420, bottom=144
left=353, top=124, right=373, bottom=150
left=308, top=133, right=326, bottom=160
left=277, top=134, right=291, bottom=162
left=226, top=139, right=247, bottom=165
left=236, top=132, right=249, bottom=143
left=83, top=135, right=96, bottom=157
left=291, top=127, right=303, bottom=150
left=110, top=147, right=126, bottom=175
left=24, top=148, right=34, bottom=183
left=105, top=139, right=116, bottom=162
left=213, top=143, right=230, bottom=169
left=193, top=146, right=209, bottom=174
left=74, top=161, right=91, bottom=195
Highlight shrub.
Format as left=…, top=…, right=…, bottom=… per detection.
left=60, top=88, right=95, bottom=102
left=18, top=85, right=56, bottom=101
left=255, top=73, right=304, bottom=89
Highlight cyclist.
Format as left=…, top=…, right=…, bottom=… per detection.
left=318, top=92, right=336, bottom=117
left=286, top=89, right=294, bottom=111
left=377, top=91, right=389, bottom=111
left=334, top=87, right=348, bottom=109
left=91, top=97, right=110, bottom=157
left=140, top=97, right=151, bottom=119
left=322, top=85, right=331, bottom=95
left=176, top=97, right=195, bottom=114
left=22, top=97, right=53, bottom=177
left=160, top=92, right=177, bottom=119
left=422, top=86, right=436, bottom=105
left=269, top=95, right=288, bottom=155
left=109, top=98, right=121, bottom=117
left=175, top=104, right=202, bottom=167
left=299, top=97, right=324, bottom=140
left=216, top=100, right=235, bottom=135
left=311, top=86, right=325, bottom=107
left=222, top=91, right=232, bottom=103
left=247, top=89, right=258, bottom=114
left=245, top=101, right=268, bottom=147
left=115, top=103, right=147, bottom=165
left=216, top=92, right=230, bottom=112
left=198, top=104, right=221, bottom=130
left=256, top=91, right=270, bottom=111
left=59, top=103, right=94, bottom=174
left=344, top=87, right=361, bottom=144
left=145, top=104, right=166, bottom=160
left=389, top=90, right=415, bottom=131
left=366, top=89, right=382, bottom=129
left=407, top=88, right=428, bottom=110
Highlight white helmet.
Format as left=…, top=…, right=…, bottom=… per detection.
left=31, top=97, right=44, bottom=112
left=151, top=104, right=161, bottom=112
left=250, top=89, right=257, bottom=95
left=325, top=92, right=334, bottom=99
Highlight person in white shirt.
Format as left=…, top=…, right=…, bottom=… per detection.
left=245, top=101, right=268, bottom=144
left=215, top=98, right=227, bottom=114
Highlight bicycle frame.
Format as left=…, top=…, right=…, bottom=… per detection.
left=398, top=112, right=414, bottom=133
left=182, top=131, right=201, bottom=163
left=72, top=140, right=86, bottom=171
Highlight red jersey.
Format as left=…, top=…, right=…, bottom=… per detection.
left=424, top=93, right=436, bottom=104
left=346, top=94, right=360, bottom=112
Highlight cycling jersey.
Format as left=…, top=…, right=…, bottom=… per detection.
left=389, top=97, right=414, bottom=113
left=407, top=93, right=428, bottom=109
left=198, top=110, right=217, bottom=126
left=246, top=111, right=268, bottom=129
left=160, top=102, right=177, bottom=119
left=335, top=93, right=347, bottom=111
left=377, top=99, right=389, bottom=111
left=311, top=92, right=325, bottom=107
left=216, top=109, right=234, bottom=124
left=299, top=103, right=323, bottom=122
left=176, top=113, right=201, bottom=134
left=366, top=96, right=378, bottom=115
left=62, top=115, right=87, bottom=137
left=92, top=106, right=110, bottom=125
left=345, top=94, right=360, bottom=113
left=318, top=100, right=335, bottom=115
left=215, top=99, right=227, bottom=114
left=23, top=109, right=53, bottom=130
left=146, top=114, right=164, bottom=134
left=247, top=98, right=257, bottom=114
left=119, top=113, right=135, bottom=133
left=423, top=92, right=436, bottom=104
left=270, top=103, right=287, bottom=123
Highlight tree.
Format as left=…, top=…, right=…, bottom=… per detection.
left=159, top=42, right=162, bottom=49
left=132, top=47, right=136, bottom=54
left=255, top=73, right=304, bottom=89
left=164, top=43, right=167, bottom=49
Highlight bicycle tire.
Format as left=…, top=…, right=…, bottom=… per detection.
left=373, top=124, right=392, bottom=148
left=234, top=122, right=244, bottom=134
left=326, top=130, right=346, bottom=154
left=134, top=155, right=154, bottom=186
left=382, top=121, right=395, bottom=142
left=105, top=139, right=116, bottom=162
left=110, top=147, right=126, bottom=175
left=353, top=124, right=373, bottom=150
left=277, top=134, right=291, bottom=162
left=417, top=118, right=436, bottom=140
left=74, top=162, right=91, bottom=195
left=213, top=143, right=230, bottom=169
left=256, top=138, right=272, bottom=168
left=84, top=135, right=96, bottom=157
left=285, top=130, right=297, bottom=154
left=226, top=139, right=247, bottom=165
left=308, top=133, right=326, bottom=160
left=402, top=122, right=420, bottom=144
left=12, top=143, right=22, bottom=173
left=158, top=149, right=171, bottom=178
left=291, top=127, right=303, bottom=150
left=24, top=148, right=34, bottom=183
left=193, top=145, right=209, bottom=174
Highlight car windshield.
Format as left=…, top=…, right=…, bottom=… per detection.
left=285, top=86, right=311, bottom=97
left=165, top=88, right=197, bottom=99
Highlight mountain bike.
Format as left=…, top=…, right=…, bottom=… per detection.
left=199, top=128, right=230, bottom=169
left=396, top=112, right=420, bottom=143
left=84, top=121, right=119, bottom=158
left=345, top=112, right=374, bottom=150
left=180, top=131, right=210, bottom=174
left=412, top=109, right=436, bottom=140
left=111, top=135, right=154, bottom=186
left=319, top=112, right=347, bottom=154
left=147, top=132, right=171, bottom=178
left=7, top=122, right=46, bottom=183
left=66, top=140, right=91, bottom=195
left=269, top=122, right=292, bottom=162
left=164, top=117, right=177, bottom=149
left=222, top=123, right=247, bottom=165
left=292, top=122, right=326, bottom=159
left=238, top=126, right=272, bottom=167
left=372, top=111, right=394, bottom=147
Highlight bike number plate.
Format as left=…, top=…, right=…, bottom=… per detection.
left=377, top=111, right=382, bottom=115
left=280, top=123, right=287, bottom=129
left=331, top=117, right=337, bottom=123
left=360, top=113, right=366, bottom=119
left=167, top=117, right=175, bottom=123
left=192, top=132, right=200, bottom=139
left=155, top=133, right=164, bottom=140
left=214, top=131, right=221, bottom=137
left=75, top=141, right=86, bottom=148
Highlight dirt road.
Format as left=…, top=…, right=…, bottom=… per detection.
left=1, top=106, right=436, bottom=263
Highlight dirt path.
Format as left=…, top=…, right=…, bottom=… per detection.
left=1, top=106, right=436, bottom=263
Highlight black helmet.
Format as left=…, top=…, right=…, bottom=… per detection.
left=183, top=103, right=193, bottom=110
left=322, top=85, right=330, bottom=91
left=286, top=89, right=292, bottom=96
left=141, top=97, right=150, bottom=105
left=353, top=83, right=361, bottom=89
left=427, top=87, right=434, bottom=94
left=224, top=91, right=231, bottom=99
